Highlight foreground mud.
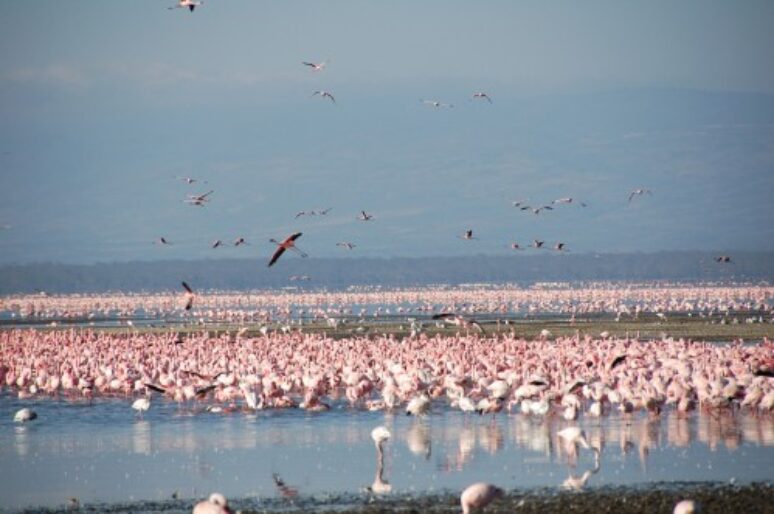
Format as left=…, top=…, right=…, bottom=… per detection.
left=21, top=482, right=773, bottom=514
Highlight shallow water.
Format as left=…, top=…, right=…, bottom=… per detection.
left=1, top=394, right=772, bottom=512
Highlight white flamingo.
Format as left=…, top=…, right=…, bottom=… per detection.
left=168, top=0, right=203, bottom=12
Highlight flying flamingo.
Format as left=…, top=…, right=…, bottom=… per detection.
left=268, top=232, right=306, bottom=267
left=193, top=493, right=232, bottom=514
left=176, top=176, right=206, bottom=184
left=336, top=242, right=356, bottom=250
left=628, top=188, right=653, bottom=202
left=459, top=229, right=477, bottom=240
left=432, top=313, right=485, bottom=334
left=716, top=255, right=732, bottom=263
left=460, top=483, right=504, bottom=514
left=155, top=237, right=173, bottom=245
left=181, top=281, right=196, bottom=311
left=472, top=92, right=492, bottom=103
left=185, top=190, right=215, bottom=206
left=302, top=60, right=328, bottom=71
left=311, top=91, right=336, bottom=103
left=358, top=211, right=374, bottom=221
left=169, top=0, right=203, bottom=12
left=421, top=99, right=453, bottom=108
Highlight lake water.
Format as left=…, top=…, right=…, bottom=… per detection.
left=1, top=394, right=771, bottom=512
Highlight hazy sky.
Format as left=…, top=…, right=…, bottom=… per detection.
left=1, top=1, right=773, bottom=264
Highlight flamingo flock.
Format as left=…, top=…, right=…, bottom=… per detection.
left=2, top=283, right=769, bottom=325
left=2, top=327, right=772, bottom=417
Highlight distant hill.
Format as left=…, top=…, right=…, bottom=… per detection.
left=0, top=252, right=770, bottom=294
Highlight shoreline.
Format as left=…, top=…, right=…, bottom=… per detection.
left=16, top=482, right=773, bottom=514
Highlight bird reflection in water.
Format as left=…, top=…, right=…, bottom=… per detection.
left=406, top=419, right=431, bottom=460
left=478, top=422, right=504, bottom=455
left=562, top=450, right=601, bottom=491
left=14, top=425, right=30, bottom=458
left=132, top=420, right=151, bottom=455
left=439, top=425, right=477, bottom=472
left=557, top=427, right=600, bottom=468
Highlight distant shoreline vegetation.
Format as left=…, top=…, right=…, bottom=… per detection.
left=0, top=251, right=771, bottom=295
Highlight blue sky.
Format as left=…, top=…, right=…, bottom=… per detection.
left=1, top=1, right=773, bottom=264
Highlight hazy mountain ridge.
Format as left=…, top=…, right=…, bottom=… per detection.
left=0, top=251, right=770, bottom=294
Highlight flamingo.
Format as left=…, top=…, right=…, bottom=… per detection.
left=311, top=90, right=336, bottom=103
left=193, top=493, right=232, bottom=514
left=181, top=281, right=195, bottom=311
left=14, top=408, right=37, bottom=422
left=673, top=500, right=700, bottom=514
left=372, top=426, right=391, bottom=451
left=272, top=474, right=299, bottom=499
left=336, top=242, right=356, bottom=250
left=176, top=176, right=205, bottom=184
left=302, top=60, right=328, bottom=71
left=432, top=313, right=485, bottom=334
left=131, top=396, right=150, bottom=418
left=460, top=483, right=504, bottom=514
left=155, top=237, right=173, bottom=245
left=472, top=92, right=492, bottom=103
left=268, top=232, right=306, bottom=267
left=358, top=211, right=374, bottom=221
left=185, top=190, right=214, bottom=206
left=369, top=426, right=392, bottom=494
left=532, top=205, right=554, bottom=214
left=628, top=188, right=653, bottom=202
left=211, top=240, right=224, bottom=249
left=421, top=99, right=453, bottom=108
left=169, top=0, right=203, bottom=12
left=716, top=255, right=732, bottom=263
left=459, top=229, right=476, bottom=240
left=406, top=393, right=431, bottom=416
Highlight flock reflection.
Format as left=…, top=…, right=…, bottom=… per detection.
left=8, top=411, right=773, bottom=466
left=1, top=408, right=772, bottom=508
